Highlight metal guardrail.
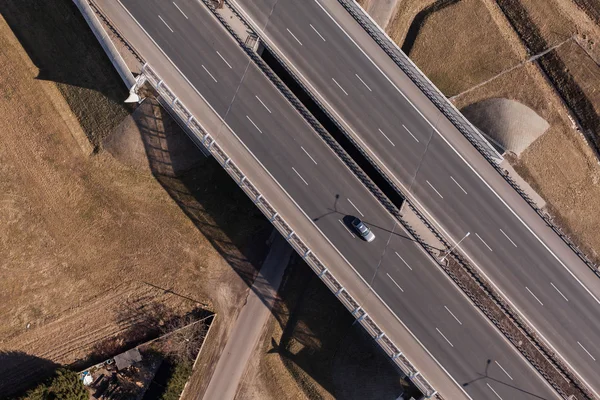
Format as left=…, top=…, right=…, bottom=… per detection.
left=216, top=1, right=594, bottom=397
left=337, top=0, right=599, bottom=290
left=142, top=64, right=441, bottom=399
left=336, top=0, right=503, bottom=163
left=334, top=2, right=595, bottom=397
left=89, top=0, right=595, bottom=395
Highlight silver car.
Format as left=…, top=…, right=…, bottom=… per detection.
left=351, top=217, right=375, bottom=242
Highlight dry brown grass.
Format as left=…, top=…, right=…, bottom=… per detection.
left=236, top=259, right=411, bottom=400
left=518, top=0, right=576, bottom=47
left=0, top=282, right=201, bottom=395
left=453, top=56, right=600, bottom=264
left=403, top=0, right=522, bottom=96
left=0, top=11, right=269, bottom=396
left=0, top=0, right=133, bottom=148
left=554, top=41, right=600, bottom=126
left=386, top=0, right=437, bottom=45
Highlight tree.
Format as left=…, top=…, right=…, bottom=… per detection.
left=161, top=361, right=192, bottom=400
left=23, top=368, right=87, bottom=400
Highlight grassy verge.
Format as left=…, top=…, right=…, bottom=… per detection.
left=0, top=0, right=132, bottom=148
left=404, top=0, right=521, bottom=96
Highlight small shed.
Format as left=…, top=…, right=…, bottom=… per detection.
left=114, top=348, right=142, bottom=371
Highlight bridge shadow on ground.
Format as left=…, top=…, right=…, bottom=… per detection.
left=135, top=98, right=272, bottom=293
left=0, top=0, right=126, bottom=103
left=0, top=0, right=133, bottom=147
left=134, top=98, right=414, bottom=398
left=265, top=255, right=418, bottom=399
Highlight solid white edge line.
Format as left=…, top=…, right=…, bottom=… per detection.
left=435, top=327, right=454, bottom=347
left=310, top=23, right=326, bottom=41
left=306, top=7, right=600, bottom=394
left=201, top=64, right=218, bottom=82
left=158, top=15, right=174, bottom=32
left=339, top=219, right=356, bottom=238
left=347, top=198, right=364, bottom=217
left=118, top=3, right=477, bottom=397
left=134, top=1, right=555, bottom=397
left=550, top=282, right=569, bottom=302
left=331, top=77, right=349, bottom=95
left=426, top=180, right=443, bottom=199
left=395, top=252, right=412, bottom=270
left=300, top=146, right=318, bottom=165
left=450, top=176, right=467, bottom=195
left=302, top=3, right=598, bottom=393
left=526, top=287, right=544, bottom=306
left=577, top=341, right=596, bottom=361
left=499, top=228, right=518, bottom=248
left=172, top=2, right=188, bottom=19
left=216, top=50, right=233, bottom=69
left=475, top=233, right=493, bottom=252
left=378, top=128, right=395, bottom=147
left=355, top=73, right=372, bottom=91
left=486, top=383, right=503, bottom=400
left=402, top=124, right=420, bottom=143
left=286, top=28, right=303, bottom=45
left=255, top=95, right=272, bottom=113
left=444, top=306, right=462, bottom=325
left=495, top=360, right=514, bottom=380
left=292, top=167, right=309, bottom=185
left=386, top=273, right=404, bottom=292
left=231, top=3, right=597, bottom=390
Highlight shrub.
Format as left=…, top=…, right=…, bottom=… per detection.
left=161, top=361, right=192, bottom=400
left=22, top=368, right=87, bottom=400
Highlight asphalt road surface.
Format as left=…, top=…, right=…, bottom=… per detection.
left=114, top=0, right=560, bottom=398
left=231, top=0, right=600, bottom=395
left=202, top=233, right=293, bottom=400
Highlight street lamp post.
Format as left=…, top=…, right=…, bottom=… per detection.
left=440, top=232, right=470, bottom=262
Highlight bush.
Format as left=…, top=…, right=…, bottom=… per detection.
left=22, top=368, right=87, bottom=400
left=161, top=361, right=192, bottom=400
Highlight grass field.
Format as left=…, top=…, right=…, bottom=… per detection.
left=401, top=0, right=522, bottom=96
left=0, top=8, right=269, bottom=396
left=385, top=0, right=437, bottom=47
left=0, top=0, right=133, bottom=148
